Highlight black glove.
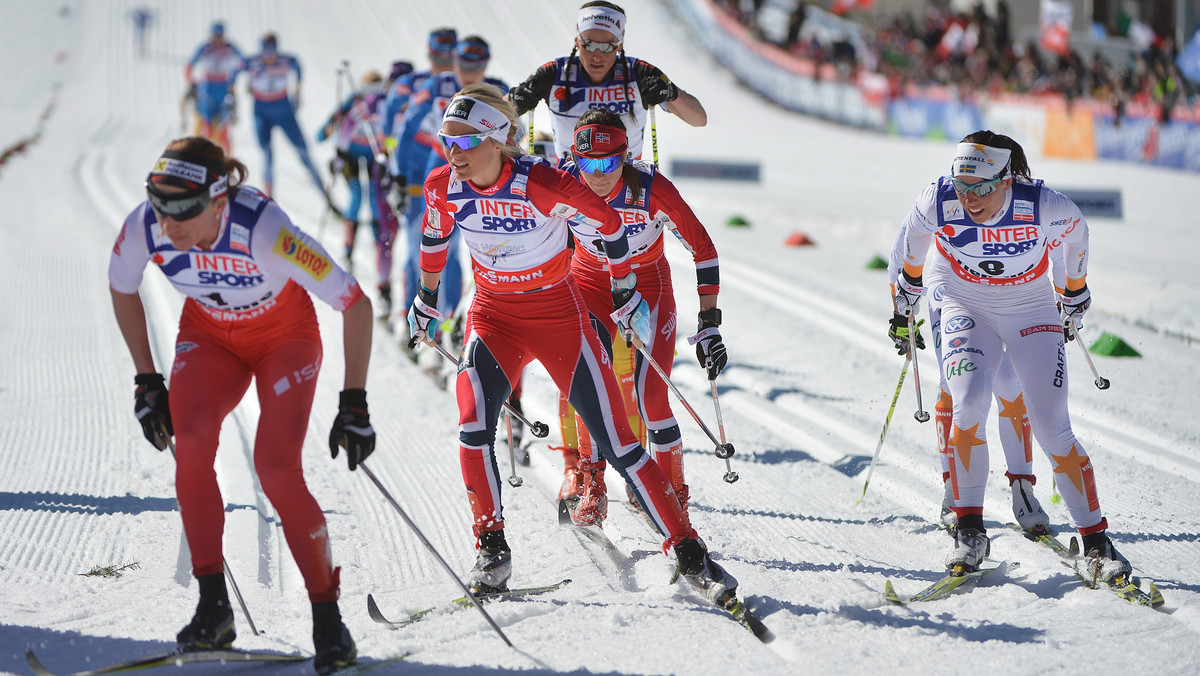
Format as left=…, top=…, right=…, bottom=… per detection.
left=328, top=389, right=375, bottom=471
left=888, top=313, right=926, bottom=355
left=637, top=72, right=680, bottom=106
left=691, top=308, right=727, bottom=380
left=134, top=373, right=172, bottom=450
left=389, top=174, right=408, bottom=211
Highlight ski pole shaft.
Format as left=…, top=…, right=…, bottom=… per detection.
left=1067, top=319, right=1110, bottom=390
left=631, top=334, right=731, bottom=457
left=907, top=314, right=930, bottom=422
left=857, top=354, right=910, bottom=502
left=358, top=463, right=514, bottom=648
left=166, top=437, right=259, bottom=636
left=527, top=112, right=534, bottom=154
left=709, top=380, right=738, bottom=483
left=504, top=411, right=523, bottom=487
left=649, top=106, right=659, bottom=166
left=428, top=341, right=549, bottom=437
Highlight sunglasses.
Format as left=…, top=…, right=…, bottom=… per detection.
left=146, top=182, right=213, bottom=221
left=575, top=153, right=623, bottom=174
left=950, top=174, right=1006, bottom=197
left=578, top=36, right=619, bottom=53
left=437, top=131, right=490, bottom=151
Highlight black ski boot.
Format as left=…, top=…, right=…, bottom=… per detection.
left=467, top=529, right=512, bottom=594
left=177, top=573, right=236, bottom=651
left=313, top=600, right=357, bottom=675
left=674, top=538, right=739, bottom=606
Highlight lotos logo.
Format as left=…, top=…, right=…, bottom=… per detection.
left=945, top=315, right=975, bottom=333
left=949, top=336, right=968, bottom=348
left=272, top=230, right=331, bottom=281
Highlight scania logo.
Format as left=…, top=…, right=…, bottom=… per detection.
left=945, top=315, right=975, bottom=333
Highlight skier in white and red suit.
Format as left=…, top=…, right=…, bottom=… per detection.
left=407, top=83, right=736, bottom=603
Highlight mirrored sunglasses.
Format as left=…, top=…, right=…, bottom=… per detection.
left=437, top=132, right=490, bottom=151
left=146, top=183, right=212, bottom=220
left=950, top=174, right=1005, bottom=198
left=578, top=36, right=619, bottom=53
left=575, top=153, right=623, bottom=174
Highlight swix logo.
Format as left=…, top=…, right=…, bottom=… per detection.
left=661, top=310, right=677, bottom=338
left=944, top=315, right=975, bottom=333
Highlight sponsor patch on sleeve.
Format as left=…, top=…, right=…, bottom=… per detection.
left=272, top=228, right=331, bottom=281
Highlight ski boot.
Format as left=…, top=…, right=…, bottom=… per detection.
left=1081, top=531, right=1132, bottom=584
left=1009, top=475, right=1050, bottom=532
left=312, top=600, right=357, bottom=675
left=177, top=573, right=236, bottom=651
left=945, top=526, right=991, bottom=574
left=674, top=538, right=739, bottom=605
left=467, top=529, right=512, bottom=594
left=571, top=458, right=608, bottom=527
left=556, top=447, right=584, bottom=523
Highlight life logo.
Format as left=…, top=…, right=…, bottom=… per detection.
left=272, top=229, right=331, bottom=281
left=944, top=315, right=975, bottom=333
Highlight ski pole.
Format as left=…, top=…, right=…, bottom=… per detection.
left=649, top=106, right=659, bottom=166
left=856, top=353, right=910, bottom=503
left=1066, top=318, right=1110, bottom=390
left=709, top=379, right=739, bottom=484
left=631, top=334, right=733, bottom=459
left=907, top=313, right=930, bottom=422
left=427, top=341, right=550, bottom=438
left=358, top=463, right=514, bottom=648
left=319, top=65, right=346, bottom=238
left=503, top=412, right=523, bottom=487
left=527, top=112, right=534, bottom=154
left=165, top=436, right=259, bottom=636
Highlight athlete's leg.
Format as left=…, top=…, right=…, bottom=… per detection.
left=276, top=110, right=327, bottom=193
left=170, top=333, right=253, bottom=578
left=254, top=113, right=275, bottom=197
left=1002, top=307, right=1107, bottom=534
left=250, top=337, right=340, bottom=601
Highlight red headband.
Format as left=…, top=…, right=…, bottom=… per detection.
left=572, top=124, right=627, bottom=158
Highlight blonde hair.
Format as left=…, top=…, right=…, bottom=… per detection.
left=454, top=83, right=523, bottom=159
left=165, top=136, right=248, bottom=188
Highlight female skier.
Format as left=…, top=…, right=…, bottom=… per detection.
left=109, top=136, right=374, bottom=674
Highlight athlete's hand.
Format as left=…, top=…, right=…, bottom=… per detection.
left=689, top=308, right=727, bottom=379
left=1059, top=284, right=1091, bottom=340
left=637, top=73, right=679, bottom=106
left=888, top=313, right=926, bottom=355
left=407, top=285, right=442, bottom=349
left=134, top=373, right=172, bottom=451
left=328, top=389, right=375, bottom=471
left=610, top=274, right=651, bottom=345
left=893, top=271, right=925, bottom=318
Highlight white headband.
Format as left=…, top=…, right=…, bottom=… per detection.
left=443, top=96, right=512, bottom=143
left=577, top=6, right=626, bottom=41
left=951, top=143, right=1012, bottom=180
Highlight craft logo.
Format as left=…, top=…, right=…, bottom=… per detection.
left=445, top=98, right=475, bottom=121
left=272, top=230, right=331, bottom=281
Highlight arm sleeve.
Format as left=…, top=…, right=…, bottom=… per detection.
left=650, top=174, right=719, bottom=295
left=889, top=183, right=939, bottom=285
left=1041, top=187, right=1089, bottom=286
left=508, top=62, right=558, bottom=116
left=108, top=204, right=154, bottom=294
left=526, top=163, right=630, bottom=278
left=251, top=201, right=364, bottom=311
left=419, top=168, right=454, bottom=275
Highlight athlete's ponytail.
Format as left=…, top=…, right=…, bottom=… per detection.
left=960, top=130, right=1032, bottom=182
left=165, top=136, right=249, bottom=189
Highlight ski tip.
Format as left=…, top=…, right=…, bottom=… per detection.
left=25, top=650, right=54, bottom=676
left=883, top=580, right=903, bottom=605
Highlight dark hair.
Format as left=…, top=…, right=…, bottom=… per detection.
left=568, top=1, right=635, bottom=127
left=960, top=130, right=1032, bottom=181
left=165, top=136, right=248, bottom=189
left=575, top=108, right=641, bottom=203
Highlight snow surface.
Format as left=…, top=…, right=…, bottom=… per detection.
left=1, top=1, right=1198, bottom=675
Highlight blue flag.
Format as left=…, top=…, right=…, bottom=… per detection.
left=1178, top=23, right=1200, bottom=83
